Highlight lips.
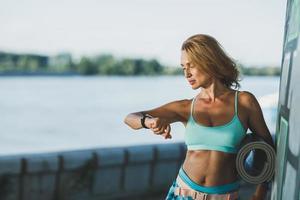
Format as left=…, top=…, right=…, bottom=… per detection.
left=188, top=80, right=196, bottom=85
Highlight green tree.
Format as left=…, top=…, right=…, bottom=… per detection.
left=77, top=57, right=97, bottom=75
left=117, top=59, right=135, bottom=75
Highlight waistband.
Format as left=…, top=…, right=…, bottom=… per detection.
left=178, top=167, right=240, bottom=194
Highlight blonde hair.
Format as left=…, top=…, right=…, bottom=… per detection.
left=181, top=34, right=240, bottom=89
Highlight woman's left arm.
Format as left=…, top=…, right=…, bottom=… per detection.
left=242, top=91, right=276, bottom=200
left=243, top=91, right=275, bottom=148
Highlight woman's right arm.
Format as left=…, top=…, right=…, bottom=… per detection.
left=123, top=99, right=188, bottom=138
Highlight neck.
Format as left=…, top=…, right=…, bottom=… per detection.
left=200, top=80, right=231, bottom=102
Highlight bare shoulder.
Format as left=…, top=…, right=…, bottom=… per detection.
left=175, top=98, right=192, bottom=122
left=177, top=98, right=192, bottom=107
left=238, top=91, right=260, bottom=109
left=238, top=91, right=274, bottom=147
left=177, top=98, right=193, bottom=110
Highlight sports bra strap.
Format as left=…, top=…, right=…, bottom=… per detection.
left=190, top=97, right=196, bottom=116
left=235, top=90, right=239, bottom=115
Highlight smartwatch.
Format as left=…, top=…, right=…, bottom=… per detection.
left=141, top=113, right=152, bottom=129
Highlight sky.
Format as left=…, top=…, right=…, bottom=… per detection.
left=0, top=0, right=287, bottom=67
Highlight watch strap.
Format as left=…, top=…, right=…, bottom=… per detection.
left=141, top=112, right=151, bottom=129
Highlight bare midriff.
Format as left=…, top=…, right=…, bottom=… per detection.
left=182, top=150, right=239, bottom=187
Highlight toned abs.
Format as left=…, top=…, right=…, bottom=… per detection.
left=182, top=150, right=239, bottom=186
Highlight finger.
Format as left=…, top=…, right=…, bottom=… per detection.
left=150, top=124, right=159, bottom=134
left=152, top=124, right=162, bottom=132
left=153, top=128, right=163, bottom=135
left=153, top=129, right=164, bottom=135
left=153, top=128, right=161, bottom=133
left=153, top=125, right=164, bottom=134
left=164, top=125, right=172, bottom=139
left=164, top=125, right=171, bottom=135
left=157, top=125, right=166, bottom=134
left=163, top=132, right=172, bottom=139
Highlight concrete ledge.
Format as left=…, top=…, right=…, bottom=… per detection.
left=23, top=174, right=56, bottom=200
left=0, top=155, right=22, bottom=175
left=155, top=143, right=182, bottom=160
left=126, top=145, right=154, bottom=163
left=92, top=166, right=122, bottom=195
left=60, top=149, right=94, bottom=170
left=0, top=142, right=265, bottom=199
left=0, top=175, right=19, bottom=200
left=95, top=147, right=125, bottom=167
left=24, top=153, right=59, bottom=173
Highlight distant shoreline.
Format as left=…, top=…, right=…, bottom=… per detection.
left=0, top=71, right=80, bottom=76
left=0, top=72, right=280, bottom=77
left=0, top=52, right=281, bottom=77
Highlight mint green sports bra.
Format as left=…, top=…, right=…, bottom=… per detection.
left=185, top=90, right=247, bottom=153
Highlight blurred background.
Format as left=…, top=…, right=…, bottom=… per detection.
left=0, top=0, right=286, bottom=155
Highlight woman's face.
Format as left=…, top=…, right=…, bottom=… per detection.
left=180, top=50, right=212, bottom=89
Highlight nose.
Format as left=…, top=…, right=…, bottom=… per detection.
left=184, top=69, right=191, bottom=78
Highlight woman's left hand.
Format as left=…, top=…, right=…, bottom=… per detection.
left=249, top=194, right=264, bottom=200
left=249, top=189, right=267, bottom=200
left=249, top=183, right=268, bottom=200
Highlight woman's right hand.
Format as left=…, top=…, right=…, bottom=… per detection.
left=145, top=117, right=172, bottom=139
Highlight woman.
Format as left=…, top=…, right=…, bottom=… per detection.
left=124, top=34, right=275, bottom=200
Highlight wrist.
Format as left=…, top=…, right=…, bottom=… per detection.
left=140, top=113, right=152, bottom=129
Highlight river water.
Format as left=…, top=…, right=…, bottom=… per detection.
left=0, top=76, right=279, bottom=155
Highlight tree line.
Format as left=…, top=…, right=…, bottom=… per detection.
left=0, top=52, right=280, bottom=76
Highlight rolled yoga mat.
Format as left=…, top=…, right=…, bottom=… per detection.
left=235, top=133, right=276, bottom=184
